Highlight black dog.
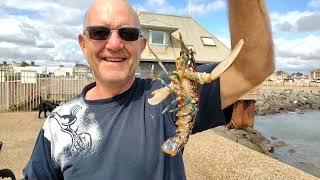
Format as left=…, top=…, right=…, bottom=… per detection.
left=0, top=169, right=16, bottom=180
left=36, top=100, right=59, bottom=119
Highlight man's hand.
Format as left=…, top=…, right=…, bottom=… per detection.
left=220, top=0, right=275, bottom=109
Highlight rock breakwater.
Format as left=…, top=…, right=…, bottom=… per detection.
left=255, top=89, right=320, bottom=115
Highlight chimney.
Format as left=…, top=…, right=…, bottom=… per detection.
left=31, top=61, right=35, bottom=66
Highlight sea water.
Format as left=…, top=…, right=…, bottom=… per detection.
left=255, top=111, right=320, bottom=177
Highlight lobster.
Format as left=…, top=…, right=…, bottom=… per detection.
left=147, top=33, right=244, bottom=156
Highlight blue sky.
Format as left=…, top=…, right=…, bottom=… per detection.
left=0, top=0, right=319, bottom=73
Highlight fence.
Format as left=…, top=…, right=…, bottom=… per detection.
left=262, top=81, right=320, bottom=87
left=0, top=68, right=94, bottom=112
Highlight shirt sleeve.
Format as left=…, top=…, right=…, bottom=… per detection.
left=192, top=64, right=226, bottom=133
left=23, top=129, right=63, bottom=180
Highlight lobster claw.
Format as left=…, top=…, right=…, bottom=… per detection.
left=183, top=39, right=244, bottom=84
left=148, top=84, right=173, bottom=105
left=209, top=39, right=244, bottom=80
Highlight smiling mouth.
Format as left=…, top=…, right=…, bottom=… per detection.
left=102, top=57, right=127, bottom=62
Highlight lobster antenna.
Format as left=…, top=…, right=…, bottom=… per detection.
left=178, top=32, right=187, bottom=50
left=147, top=43, right=169, bottom=75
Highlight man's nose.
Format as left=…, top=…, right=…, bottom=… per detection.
left=105, top=30, right=123, bottom=51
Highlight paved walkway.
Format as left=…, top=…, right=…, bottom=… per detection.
left=0, top=112, right=43, bottom=179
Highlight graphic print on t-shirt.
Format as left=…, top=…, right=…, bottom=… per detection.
left=50, top=105, right=92, bottom=153
left=43, top=98, right=101, bottom=168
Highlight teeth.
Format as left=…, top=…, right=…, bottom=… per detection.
left=103, top=58, right=125, bottom=62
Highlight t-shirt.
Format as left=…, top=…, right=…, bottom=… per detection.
left=23, top=64, right=225, bottom=180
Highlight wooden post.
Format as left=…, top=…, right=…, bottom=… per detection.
left=230, top=100, right=256, bottom=129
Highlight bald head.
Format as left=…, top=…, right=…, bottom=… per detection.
left=83, top=0, right=140, bottom=31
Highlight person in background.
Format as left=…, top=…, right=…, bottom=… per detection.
left=23, top=0, right=274, bottom=179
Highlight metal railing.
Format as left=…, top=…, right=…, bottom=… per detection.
left=0, top=68, right=94, bottom=112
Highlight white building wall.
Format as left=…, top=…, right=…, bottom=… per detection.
left=12, top=66, right=73, bottom=77
left=46, top=67, right=73, bottom=76
left=21, top=70, right=37, bottom=83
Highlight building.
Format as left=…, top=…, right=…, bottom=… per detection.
left=137, top=11, right=230, bottom=78
left=73, top=63, right=93, bottom=78
left=12, top=66, right=74, bottom=77
left=266, top=71, right=291, bottom=82
left=309, top=69, right=320, bottom=80
left=0, top=61, right=14, bottom=82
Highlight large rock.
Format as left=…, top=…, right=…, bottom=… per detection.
left=211, top=126, right=274, bottom=155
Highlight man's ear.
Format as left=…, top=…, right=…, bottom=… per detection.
left=140, top=37, right=147, bottom=52
left=78, top=34, right=89, bottom=60
left=78, top=34, right=86, bottom=50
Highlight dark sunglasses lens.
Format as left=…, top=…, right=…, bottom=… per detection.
left=118, top=28, right=140, bottom=41
left=87, top=27, right=110, bottom=40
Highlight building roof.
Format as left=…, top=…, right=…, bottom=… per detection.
left=74, top=63, right=90, bottom=68
left=138, top=11, right=230, bottom=63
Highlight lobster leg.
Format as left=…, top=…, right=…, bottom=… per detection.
left=158, top=77, right=170, bottom=87
left=179, top=103, right=198, bottom=117
left=162, top=98, right=179, bottom=114
left=168, top=98, right=191, bottom=113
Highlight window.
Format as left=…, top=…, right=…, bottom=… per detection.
left=150, top=31, right=166, bottom=45
left=201, top=37, right=216, bottom=46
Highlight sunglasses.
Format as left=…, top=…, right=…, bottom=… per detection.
left=84, top=26, right=142, bottom=41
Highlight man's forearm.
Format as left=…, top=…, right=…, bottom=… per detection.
left=228, top=0, right=275, bottom=85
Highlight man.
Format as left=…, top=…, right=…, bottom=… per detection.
left=23, top=0, right=274, bottom=179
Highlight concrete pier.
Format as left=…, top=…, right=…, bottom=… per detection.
left=183, top=130, right=318, bottom=180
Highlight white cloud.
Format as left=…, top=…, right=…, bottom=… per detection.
left=135, top=0, right=225, bottom=16
left=53, top=0, right=93, bottom=9
left=135, top=1, right=183, bottom=15
left=273, top=35, right=320, bottom=73
left=146, top=0, right=167, bottom=7
left=308, top=0, right=320, bottom=8
left=0, top=18, right=37, bottom=46
left=0, top=0, right=87, bottom=66
left=275, top=57, right=319, bottom=73
left=271, top=11, right=320, bottom=32
left=190, top=0, right=226, bottom=15
left=269, top=8, right=320, bottom=73
left=296, top=13, right=320, bottom=32
left=1, top=0, right=59, bottom=12
left=275, top=34, right=320, bottom=60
